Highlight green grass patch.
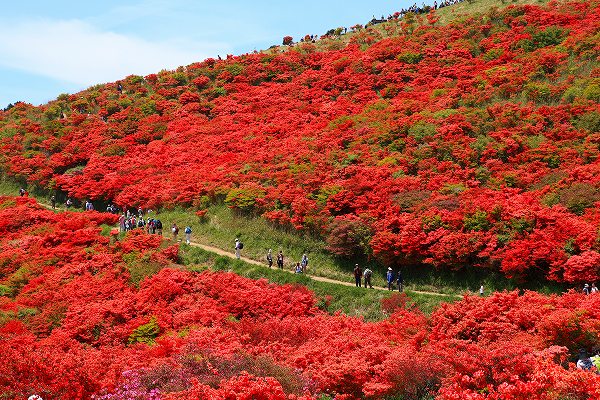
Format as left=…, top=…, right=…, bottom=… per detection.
left=180, top=244, right=457, bottom=319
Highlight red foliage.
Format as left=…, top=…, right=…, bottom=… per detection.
left=0, top=198, right=599, bottom=398
left=2, top=1, right=599, bottom=283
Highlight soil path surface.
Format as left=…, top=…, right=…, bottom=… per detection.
left=39, top=200, right=460, bottom=298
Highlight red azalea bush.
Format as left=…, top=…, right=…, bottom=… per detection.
left=2, top=1, right=600, bottom=284
left=0, top=197, right=600, bottom=398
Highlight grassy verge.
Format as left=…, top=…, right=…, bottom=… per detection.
left=435, top=0, right=551, bottom=25
left=179, top=244, right=457, bottom=319
left=157, top=204, right=567, bottom=296
left=0, top=176, right=566, bottom=296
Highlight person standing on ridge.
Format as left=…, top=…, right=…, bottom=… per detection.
left=386, top=267, right=394, bottom=290
left=267, top=249, right=273, bottom=268
left=354, top=264, right=362, bottom=287
left=301, top=253, right=309, bottom=272
left=396, top=270, right=404, bottom=292
left=171, top=223, right=179, bottom=241
left=277, top=250, right=284, bottom=269
left=234, top=238, right=242, bottom=259
left=363, top=267, right=373, bottom=289
left=184, top=226, right=192, bottom=244
left=583, top=283, right=591, bottom=295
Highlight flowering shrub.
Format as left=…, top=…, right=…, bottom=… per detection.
left=2, top=1, right=600, bottom=283
left=0, top=198, right=600, bottom=398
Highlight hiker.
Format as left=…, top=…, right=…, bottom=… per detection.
left=592, top=283, right=599, bottom=294
left=171, top=223, right=179, bottom=241
left=583, top=284, right=591, bottom=295
left=397, top=270, right=404, bottom=292
left=363, top=267, right=373, bottom=289
left=155, top=219, right=163, bottom=235
left=184, top=226, right=192, bottom=244
left=386, top=267, right=394, bottom=290
left=234, top=238, right=242, bottom=259
left=295, top=262, right=303, bottom=273
left=577, top=349, right=593, bottom=370
left=50, top=195, right=56, bottom=209
left=65, top=198, right=73, bottom=209
left=277, top=250, right=284, bottom=269
left=480, top=285, right=485, bottom=296
left=19, top=188, right=25, bottom=196
left=354, top=264, right=362, bottom=287
left=301, top=253, right=309, bottom=272
left=119, top=214, right=125, bottom=232
left=137, top=217, right=145, bottom=229
left=267, top=249, right=273, bottom=268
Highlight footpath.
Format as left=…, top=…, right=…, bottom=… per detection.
left=40, top=200, right=460, bottom=299
left=185, top=239, right=459, bottom=298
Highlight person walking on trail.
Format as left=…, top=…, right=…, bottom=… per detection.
left=184, top=226, right=192, bottom=244
left=277, top=250, right=284, bottom=269
left=396, top=270, right=404, bottom=292
left=295, top=262, right=303, bottom=273
left=301, top=253, right=309, bottom=272
left=577, top=349, right=593, bottom=370
left=50, top=195, right=56, bottom=210
left=66, top=198, right=73, bottom=209
left=119, top=214, right=126, bottom=232
left=19, top=188, right=25, bottom=197
left=363, top=267, right=373, bottom=289
left=480, top=284, right=485, bottom=297
left=171, top=223, right=179, bottom=241
left=354, top=264, right=362, bottom=287
left=267, top=249, right=273, bottom=268
left=583, top=283, right=591, bottom=295
left=386, top=267, right=394, bottom=290
left=155, top=219, right=163, bottom=235
left=234, top=238, right=243, bottom=259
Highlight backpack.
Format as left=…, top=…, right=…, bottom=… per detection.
left=238, top=242, right=244, bottom=249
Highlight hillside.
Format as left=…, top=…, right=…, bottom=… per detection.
left=1, top=0, right=599, bottom=288
left=1, top=196, right=600, bottom=398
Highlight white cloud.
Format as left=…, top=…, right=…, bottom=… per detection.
left=0, top=18, right=231, bottom=86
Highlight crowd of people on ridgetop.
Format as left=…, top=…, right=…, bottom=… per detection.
left=288, top=0, right=466, bottom=46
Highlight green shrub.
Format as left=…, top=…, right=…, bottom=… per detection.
left=128, top=316, right=160, bottom=345
left=463, top=210, right=490, bottom=231
left=483, top=48, right=504, bottom=61
left=519, top=26, right=568, bottom=52
left=0, top=284, right=12, bottom=297
left=583, top=80, right=600, bottom=102
left=408, top=122, right=437, bottom=141
left=573, top=111, right=600, bottom=133
left=225, top=187, right=266, bottom=212
left=397, top=51, right=423, bottom=64
left=524, top=82, right=552, bottom=103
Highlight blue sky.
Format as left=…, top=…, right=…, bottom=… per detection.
left=0, top=0, right=416, bottom=108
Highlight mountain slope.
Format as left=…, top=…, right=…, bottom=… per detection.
left=1, top=0, right=599, bottom=284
